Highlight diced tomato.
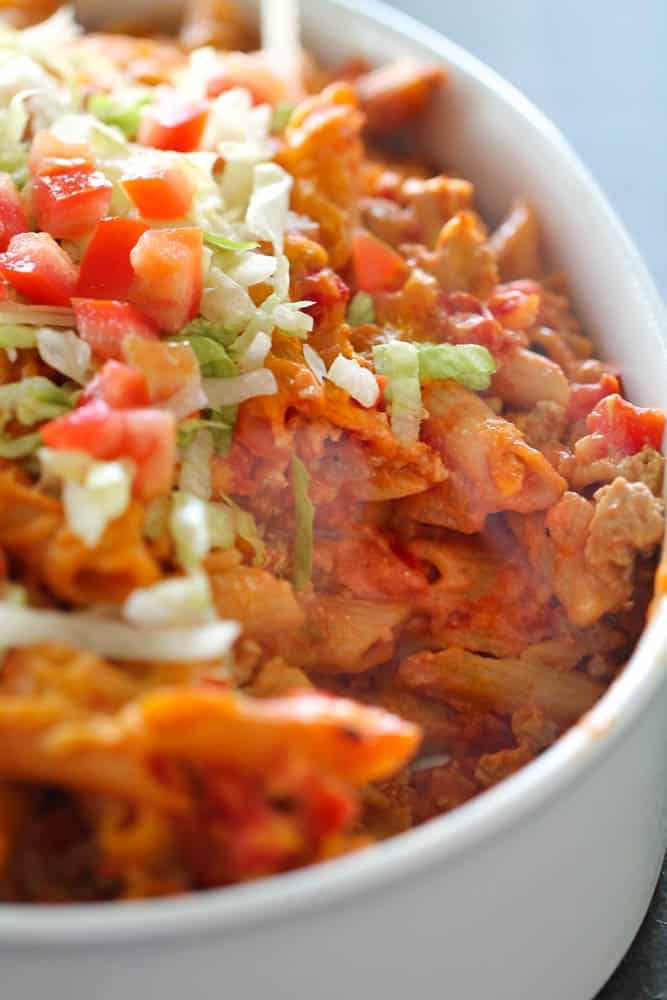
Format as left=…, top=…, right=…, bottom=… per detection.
left=77, top=217, right=149, bottom=300
left=121, top=166, right=196, bottom=220
left=0, top=280, right=9, bottom=301
left=41, top=401, right=176, bottom=500
left=129, top=227, right=203, bottom=333
left=352, top=230, right=408, bottom=292
left=82, top=360, right=150, bottom=408
left=72, top=298, right=158, bottom=361
left=587, top=393, right=665, bottom=455
left=0, top=174, right=28, bottom=252
left=0, top=232, right=79, bottom=306
left=138, top=96, right=209, bottom=153
left=488, top=281, right=541, bottom=330
left=122, top=334, right=199, bottom=401
left=29, top=130, right=96, bottom=177
left=32, top=168, right=113, bottom=240
left=301, top=774, right=357, bottom=838
left=567, top=373, right=621, bottom=422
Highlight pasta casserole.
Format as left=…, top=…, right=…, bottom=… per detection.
left=0, top=2, right=663, bottom=903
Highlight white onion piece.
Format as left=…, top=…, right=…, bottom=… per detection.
left=204, top=368, right=277, bottom=406
left=0, top=603, right=239, bottom=663
left=303, top=344, right=326, bottom=383
left=327, top=354, right=380, bottom=408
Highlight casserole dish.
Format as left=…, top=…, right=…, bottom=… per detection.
left=2, top=0, right=667, bottom=996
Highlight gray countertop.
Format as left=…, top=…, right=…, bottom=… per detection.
left=386, top=1, right=667, bottom=995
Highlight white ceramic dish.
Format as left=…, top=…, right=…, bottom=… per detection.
left=3, top=1, right=667, bottom=997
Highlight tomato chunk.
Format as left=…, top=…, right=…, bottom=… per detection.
left=352, top=230, right=408, bottom=292
left=0, top=173, right=28, bottom=252
left=0, top=232, right=79, bottom=306
left=42, top=401, right=176, bottom=500
left=29, top=130, right=96, bottom=177
left=138, top=97, right=209, bottom=153
left=122, top=334, right=199, bottom=401
left=72, top=298, right=159, bottom=361
left=587, top=393, right=665, bottom=455
left=32, top=168, right=113, bottom=240
left=82, top=360, right=150, bottom=409
left=122, top=166, right=195, bottom=220
left=567, top=373, right=621, bottom=422
left=77, top=217, right=149, bottom=300
left=129, top=227, right=203, bottom=333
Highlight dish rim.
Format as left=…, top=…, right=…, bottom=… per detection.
left=2, top=0, right=667, bottom=945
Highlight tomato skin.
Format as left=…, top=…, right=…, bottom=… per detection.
left=129, top=227, right=203, bottom=333
left=121, top=166, right=195, bottom=220
left=587, top=393, right=665, bottom=454
left=77, top=217, right=149, bottom=300
left=42, top=401, right=176, bottom=500
left=72, top=298, right=159, bottom=361
left=352, top=230, right=408, bottom=292
left=29, top=130, right=96, bottom=177
left=122, top=334, right=199, bottom=401
left=82, top=360, right=150, bottom=409
left=0, top=232, right=79, bottom=306
left=0, top=173, right=28, bottom=251
left=137, top=97, right=209, bottom=153
left=32, top=168, right=113, bottom=240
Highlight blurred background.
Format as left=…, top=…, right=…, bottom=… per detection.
left=387, top=0, right=667, bottom=296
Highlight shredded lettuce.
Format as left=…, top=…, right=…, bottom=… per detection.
left=347, top=291, right=375, bottom=327
left=0, top=429, right=41, bottom=458
left=245, top=162, right=291, bottom=252
left=201, top=264, right=257, bottom=333
left=177, top=407, right=237, bottom=456
left=223, top=250, right=277, bottom=289
left=0, top=303, right=75, bottom=327
left=327, top=354, right=379, bottom=408
left=0, top=324, right=37, bottom=349
left=415, top=343, right=496, bottom=390
left=40, top=448, right=134, bottom=547
left=143, top=495, right=170, bottom=542
left=87, top=89, right=154, bottom=140
left=178, top=427, right=214, bottom=501
left=237, top=331, right=271, bottom=372
left=124, top=571, right=216, bottom=628
left=185, top=336, right=237, bottom=378
left=373, top=341, right=422, bottom=445
left=177, top=317, right=237, bottom=347
left=0, top=601, right=239, bottom=662
left=207, top=502, right=235, bottom=549
left=0, top=376, right=75, bottom=427
left=204, top=232, right=259, bottom=253
left=36, top=327, right=91, bottom=385
left=374, top=341, right=496, bottom=395
left=203, top=368, right=277, bottom=407
left=291, top=454, right=313, bottom=589
left=271, top=101, right=296, bottom=132
left=170, top=491, right=210, bottom=571
left=227, top=499, right=265, bottom=565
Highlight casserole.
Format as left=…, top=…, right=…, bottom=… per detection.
left=2, top=0, right=667, bottom=996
